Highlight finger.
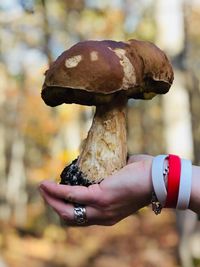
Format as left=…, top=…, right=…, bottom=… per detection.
left=40, top=188, right=74, bottom=221
left=39, top=181, right=103, bottom=206
left=39, top=188, right=113, bottom=226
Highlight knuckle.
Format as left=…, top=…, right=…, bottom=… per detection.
left=97, top=199, right=108, bottom=208
left=97, top=195, right=112, bottom=208
left=59, top=211, right=70, bottom=221
left=104, top=218, right=117, bottom=226
left=99, top=209, right=116, bottom=223
left=105, top=210, right=115, bottom=219
left=127, top=155, right=135, bottom=164
left=66, top=193, right=75, bottom=202
left=88, top=184, right=101, bottom=204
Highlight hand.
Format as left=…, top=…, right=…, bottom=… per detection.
left=39, top=155, right=153, bottom=226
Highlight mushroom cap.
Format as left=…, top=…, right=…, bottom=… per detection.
left=42, top=39, right=174, bottom=106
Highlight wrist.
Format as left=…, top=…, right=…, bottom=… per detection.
left=152, top=155, right=193, bottom=213
left=189, top=165, right=200, bottom=214
left=125, top=158, right=153, bottom=208
left=137, top=158, right=154, bottom=206
left=145, top=159, right=154, bottom=205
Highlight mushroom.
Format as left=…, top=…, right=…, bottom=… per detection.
left=41, top=39, right=174, bottom=186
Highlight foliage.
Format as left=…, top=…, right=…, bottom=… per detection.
left=0, top=0, right=200, bottom=266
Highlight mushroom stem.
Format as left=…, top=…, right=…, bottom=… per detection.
left=77, top=97, right=128, bottom=183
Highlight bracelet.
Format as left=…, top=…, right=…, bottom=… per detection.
left=165, top=154, right=181, bottom=208
left=151, top=154, right=192, bottom=215
left=152, top=155, right=168, bottom=206
left=151, top=155, right=169, bottom=214
left=176, top=159, right=192, bottom=209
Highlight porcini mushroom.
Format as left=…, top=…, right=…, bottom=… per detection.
left=42, top=39, right=174, bottom=186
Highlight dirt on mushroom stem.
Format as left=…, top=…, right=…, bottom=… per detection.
left=60, top=94, right=128, bottom=186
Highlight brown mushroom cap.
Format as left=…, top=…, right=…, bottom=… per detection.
left=42, top=39, right=174, bottom=106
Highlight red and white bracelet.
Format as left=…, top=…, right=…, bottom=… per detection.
left=151, top=154, right=192, bottom=214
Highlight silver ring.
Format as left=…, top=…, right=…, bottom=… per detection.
left=74, top=204, right=87, bottom=225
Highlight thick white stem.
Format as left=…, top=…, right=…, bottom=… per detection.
left=77, top=102, right=127, bottom=183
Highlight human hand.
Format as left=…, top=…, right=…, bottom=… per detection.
left=39, top=155, right=153, bottom=226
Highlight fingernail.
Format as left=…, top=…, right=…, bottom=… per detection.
left=39, top=183, right=46, bottom=191
left=39, top=187, right=45, bottom=195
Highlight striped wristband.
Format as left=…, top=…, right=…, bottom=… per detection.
left=151, top=154, right=192, bottom=214
left=176, top=159, right=192, bottom=210
left=165, top=154, right=181, bottom=208
left=152, top=155, right=168, bottom=206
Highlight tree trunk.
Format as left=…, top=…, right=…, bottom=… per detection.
left=0, top=67, right=8, bottom=221
left=6, top=132, right=27, bottom=226
left=41, top=0, right=52, bottom=65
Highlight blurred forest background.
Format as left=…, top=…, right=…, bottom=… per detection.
left=0, top=0, right=200, bottom=266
